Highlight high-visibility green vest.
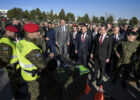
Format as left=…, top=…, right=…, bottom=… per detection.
left=75, top=65, right=90, bottom=75
left=0, top=37, right=18, bottom=71
left=16, top=39, right=41, bottom=81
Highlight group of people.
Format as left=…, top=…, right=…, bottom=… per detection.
left=0, top=18, right=140, bottom=100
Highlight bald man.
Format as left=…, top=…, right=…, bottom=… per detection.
left=56, top=19, right=70, bottom=58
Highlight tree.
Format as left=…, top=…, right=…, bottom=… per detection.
left=41, top=11, right=47, bottom=20
left=100, top=16, right=105, bottom=24
left=23, top=10, right=29, bottom=19
left=84, top=13, right=90, bottom=23
left=7, top=7, right=23, bottom=19
left=66, top=12, right=75, bottom=23
left=129, top=17, right=139, bottom=26
left=92, top=16, right=99, bottom=24
left=118, top=18, right=129, bottom=26
left=58, top=8, right=66, bottom=20
left=29, top=9, right=36, bottom=20
left=49, top=9, right=54, bottom=21
left=76, top=16, right=85, bottom=23
left=106, top=16, right=114, bottom=24
left=35, top=8, right=42, bottom=20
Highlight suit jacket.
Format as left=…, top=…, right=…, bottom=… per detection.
left=70, top=31, right=81, bottom=45
left=91, top=34, right=112, bottom=61
left=43, top=26, right=48, bottom=37
left=111, top=33, right=124, bottom=46
left=46, top=28, right=56, bottom=46
left=75, top=32, right=91, bottom=55
left=56, top=25, right=70, bottom=45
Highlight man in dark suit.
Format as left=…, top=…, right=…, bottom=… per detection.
left=110, top=26, right=124, bottom=75
left=75, top=25, right=91, bottom=67
left=43, top=21, right=48, bottom=36
left=70, top=25, right=80, bottom=61
left=46, top=22, right=56, bottom=54
left=90, top=25, right=112, bottom=85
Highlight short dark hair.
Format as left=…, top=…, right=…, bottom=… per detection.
left=101, top=24, right=107, bottom=30
left=48, top=22, right=52, bottom=24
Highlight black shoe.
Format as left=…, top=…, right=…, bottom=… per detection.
left=136, top=81, right=140, bottom=88
left=96, top=79, right=103, bottom=86
left=90, top=78, right=96, bottom=83
left=121, top=81, right=126, bottom=89
left=14, top=92, right=27, bottom=99
left=111, top=79, right=117, bottom=85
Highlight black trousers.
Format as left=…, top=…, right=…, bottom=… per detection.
left=94, top=58, right=106, bottom=80
left=113, top=64, right=132, bottom=81
left=78, top=54, right=88, bottom=67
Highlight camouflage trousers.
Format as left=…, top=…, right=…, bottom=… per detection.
left=113, top=63, right=132, bottom=81
left=135, top=60, right=140, bottom=80
left=27, top=79, right=40, bottom=100
left=8, top=68, right=21, bottom=95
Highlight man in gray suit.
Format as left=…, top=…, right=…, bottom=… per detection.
left=56, top=19, right=70, bottom=57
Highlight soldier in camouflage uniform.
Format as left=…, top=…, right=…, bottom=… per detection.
left=112, top=31, right=140, bottom=88
left=135, top=44, right=140, bottom=88
left=0, top=25, right=25, bottom=98
left=16, top=23, right=47, bottom=100
left=36, top=24, right=46, bottom=54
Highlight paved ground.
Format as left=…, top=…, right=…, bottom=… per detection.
left=0, top=66, right=140, bottom=100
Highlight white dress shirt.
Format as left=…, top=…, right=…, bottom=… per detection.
left=81, top=32, right=87, bottom=41
left=99, top=33, right=107, bottom=42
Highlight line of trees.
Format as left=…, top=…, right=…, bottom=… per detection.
left=5, top=7, right=139, bottom=26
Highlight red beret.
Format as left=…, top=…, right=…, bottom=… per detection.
left=24, top=23, right=39, bottom=33
left=5, top=25, right=18, bottom=32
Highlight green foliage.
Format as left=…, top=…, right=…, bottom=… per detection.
left=7, top=7, right=23, bottom=19
left=92, top=16, right=99, bottom=24
left=84, top=13, right=90, bottom=23
left=106, top=16, right=114, bottom=24
left=59, top=8, right=66, bottom=20
left=129, top=17, right=139, bottom=26
left=118, top=18, right=128, bottom=26
left=66, top=12, right=75, bottom=23
left=100, top=16, right=105, bottom=24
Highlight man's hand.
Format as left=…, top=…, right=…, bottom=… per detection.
left=67, top=42, right=70, bottom=46
left=90, top=54, right=94, bottom=59
left=49, top=53, right=54, bottom=58
left=46, top=37, right=49, bottom=41
left=106, top=59, right=110, bottom=63
left=75, top=50, right=78, bottom=54
left=116, top=52, right=120, bottom=58
left=56, top=42, right=58, bottom=45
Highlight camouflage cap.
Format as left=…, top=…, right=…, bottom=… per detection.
left=128, top=31, right=137, bottom=36
left=132, top=25, right=138, bottom=29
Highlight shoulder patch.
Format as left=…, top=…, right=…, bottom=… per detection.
left=36, top=53, right=41, bottom=57
left=3, top=47, right=8, bottom=50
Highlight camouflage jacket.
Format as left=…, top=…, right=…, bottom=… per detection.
left=0, top=35, right=13, bottom=67
left=24, top=36, right=46, bottom=70
left=114, top=40, right=140, bottom=65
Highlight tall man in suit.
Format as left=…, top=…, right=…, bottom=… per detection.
left=70, top=25, right=80, bottom=61
left=56, top=19, right=70, bottom=58
left=90, top=25, right=112, bottom=85
left=110, top=26, right=124, bottom=74
left=75, top=25, right=91, bottom=67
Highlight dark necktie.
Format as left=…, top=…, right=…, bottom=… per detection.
left=82, top=34, right=84, bottom=43
left=99, top=35, right=103, bottom=45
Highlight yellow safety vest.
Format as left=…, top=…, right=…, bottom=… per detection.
left=0, top=37, right=18, bottom=71
left=16, top=39, right=41, bottom=81
left=75, top=65, right=90, bottom=75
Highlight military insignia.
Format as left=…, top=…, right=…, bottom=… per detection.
left=36, top=53, right=41, bottom=57
left=3, top=47, right=8, bottom=50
